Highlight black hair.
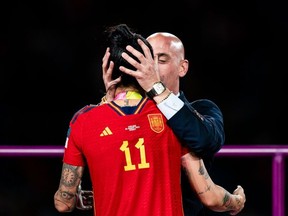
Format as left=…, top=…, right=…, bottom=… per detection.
left=104, top=24, right=154, bottom=91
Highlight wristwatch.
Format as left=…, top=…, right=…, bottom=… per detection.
left=146, top=81, right=166, bottom=99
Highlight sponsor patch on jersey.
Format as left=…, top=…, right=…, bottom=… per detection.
left=125, top=124, right=140, bottom=131
left=147, top=114, right=164, bottom=133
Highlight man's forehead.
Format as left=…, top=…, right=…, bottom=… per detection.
left=152, top=45, right=177, bottom=59
left=149, top=41, right=171, bottom=52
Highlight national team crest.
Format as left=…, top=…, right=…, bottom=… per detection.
left=147, top=114, right=164, bottom=133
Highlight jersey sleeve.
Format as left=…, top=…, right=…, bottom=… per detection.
left=62, top=106, right=92, bottom=166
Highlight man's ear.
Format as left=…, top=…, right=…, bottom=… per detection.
left=179, top=59, right=189, bottom=77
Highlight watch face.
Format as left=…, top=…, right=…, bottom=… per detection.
left=154, top=82, right=165, bottom=94
left=146, top=81, right=166, bottom=99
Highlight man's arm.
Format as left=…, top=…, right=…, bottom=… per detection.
left=165, top=93, right=225, bottom=157
left=101, top=43, right=224, bottom=158
left=181, top=153, right=246, bottom=215
left=54, top=163, right=84, bottom=212
left=117, top=39, right=225, bottom=157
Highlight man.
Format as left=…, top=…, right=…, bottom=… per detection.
left=54, top=24, right=245, bottom=216
left=102, top=32, right=231, bottom=215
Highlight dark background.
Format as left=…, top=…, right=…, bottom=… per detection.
left=0, top=0, right=287, bottom=215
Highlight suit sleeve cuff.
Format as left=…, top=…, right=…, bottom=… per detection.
left=156, top=93, right=184, bottom=120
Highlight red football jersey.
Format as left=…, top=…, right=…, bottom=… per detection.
left=63, top=98, right=186, bottom=216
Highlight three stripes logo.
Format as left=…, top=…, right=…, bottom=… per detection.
left=100, top=127, right=113, bottom=136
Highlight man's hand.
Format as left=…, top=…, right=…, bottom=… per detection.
left=76, top=183, right=93, bottom=210
left=119, top=39, right=160, bottom=92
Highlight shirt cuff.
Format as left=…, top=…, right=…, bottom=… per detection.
left=157, top=93, right=184, bottom=120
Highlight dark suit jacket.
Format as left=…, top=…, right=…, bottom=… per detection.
left=167, top=91, right=226, bottom=216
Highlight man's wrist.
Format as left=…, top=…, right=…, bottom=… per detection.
left=153, top=89, right=171, bottom=104
left=153, top=89, right=172, bottom=104
left=146, top=81, right=166, bottom=99
left=156, top=92, right=184, bottom=120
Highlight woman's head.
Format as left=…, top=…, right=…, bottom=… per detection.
left=105, top=24, right=154, bottom=89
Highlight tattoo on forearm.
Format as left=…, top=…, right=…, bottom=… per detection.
left=223, top=192, right=233, bottom=210
left=58, top=189, right=75, bottom=201
left=182, top=158, right=212, bottom=195
left=60, top=164, right=80, bottom=187
left=198, top=160, right=209, bottom=180
left=197, top=184, right=212, bottom=195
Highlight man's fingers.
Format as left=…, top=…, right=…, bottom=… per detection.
left=137, top=39, right=153, bottom=59
left=121, top=51, right=140, bottom=69
left=119, top=65, right=139, bottom=78
left=125, top=45, right=143, bottom=60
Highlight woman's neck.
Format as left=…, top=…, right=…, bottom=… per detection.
left=114, top=87, right=143, bottom=107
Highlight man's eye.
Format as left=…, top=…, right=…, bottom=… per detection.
left=158, top=59, right=166, bottom=63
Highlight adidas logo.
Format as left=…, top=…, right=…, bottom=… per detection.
left=100, top=127, right=113, bottom=136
